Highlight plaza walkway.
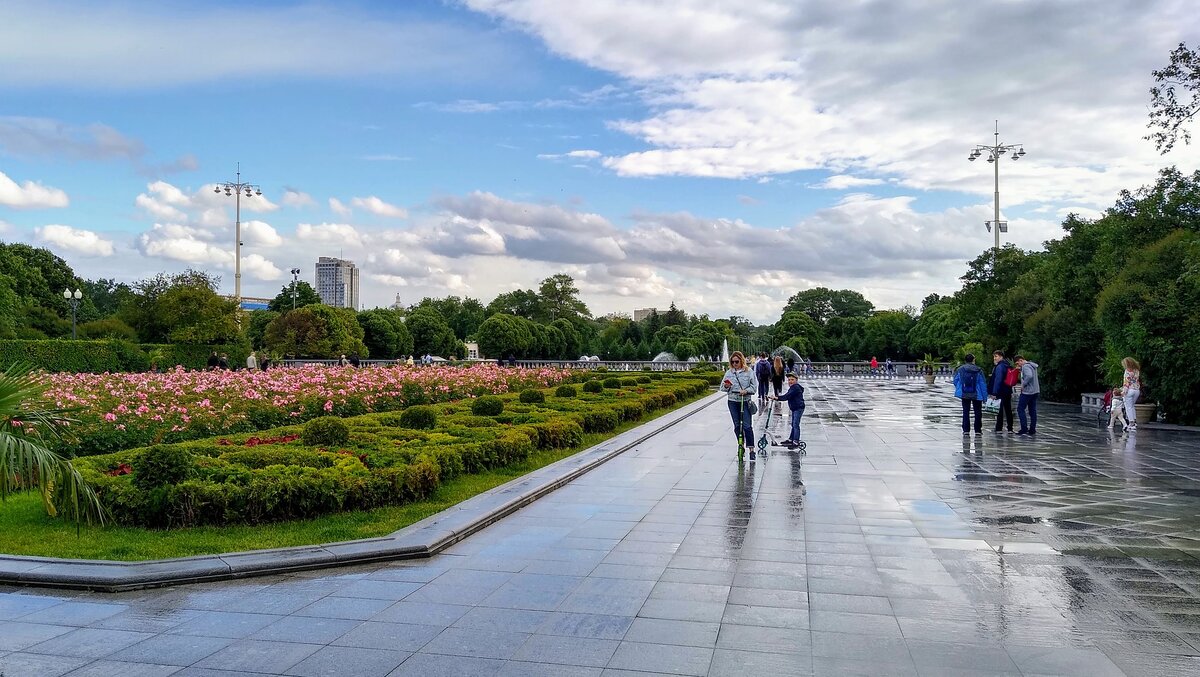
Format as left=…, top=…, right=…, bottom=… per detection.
left=3, top=379, right=1200, bottom=676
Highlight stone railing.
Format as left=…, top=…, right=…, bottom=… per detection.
left=278, top=358, right=956, bottom=377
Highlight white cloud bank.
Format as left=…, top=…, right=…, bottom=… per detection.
left=35, top=224, right=114, bottom=256
left=0, top=170, right=69, bottom=208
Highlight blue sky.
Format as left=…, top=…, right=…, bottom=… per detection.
left=1, top=0, right=1197, bottom=323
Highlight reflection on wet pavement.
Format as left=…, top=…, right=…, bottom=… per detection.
left=2, top=378, right=1200, bottom=676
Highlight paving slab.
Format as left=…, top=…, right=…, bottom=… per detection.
left=3, top=378, right=1200, bottom=674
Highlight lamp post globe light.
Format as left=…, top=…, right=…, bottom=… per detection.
left=213, top=163, right=263, bottom=305
left=967, top=121, right=1027, bottom=259
left=63, top=288, right=82, bottom=339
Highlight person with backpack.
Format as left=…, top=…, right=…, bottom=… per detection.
left=754, top=352, right=772, bottom=405
left=954, top=353, right=987, bottom=435
left=1015, top=355, right=1040, bottom=435
left=989, top=350, right=1016, bottom=433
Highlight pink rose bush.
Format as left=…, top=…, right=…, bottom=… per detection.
left=41, top=364, right=573, bottom=456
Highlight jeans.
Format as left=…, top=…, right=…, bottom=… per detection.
left=727, top=399, right=754, bottom=447
left=789, top=408, right=803, bottom=441
left=757, top=379, right=769, bottom=400
left=1123, top=388, right=1139, bottom=423
left=993, top=393, right=1013, bottom=431
left=961, top=398, right=982, bottom=433
left=1018, top=393, right=1038, bottom=432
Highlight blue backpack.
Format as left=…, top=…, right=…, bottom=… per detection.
left=961, top=368, right=978, bottom=396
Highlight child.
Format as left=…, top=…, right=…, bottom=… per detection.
left=770, top=373, right=806, bottom=447
left=1108, top=387, right=1130, bottom=429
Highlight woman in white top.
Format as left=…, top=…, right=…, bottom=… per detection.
left=1121, top=357, right=1141, bottom=430
left=720, top=351, right=759, bottom=462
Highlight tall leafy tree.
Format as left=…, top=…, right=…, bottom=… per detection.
left=537, top=274, right=591, bottom=321
left=1147, top=42, right=1200, bottom=153
left=785, top=287, right=874, bottom=324
left=268, top=281, right=321, bottom=312
left=406, top=308, right=464, bottom=357
left=358, top=308, right=412, bottom=359
left=485, top=289, right=544, bottom=321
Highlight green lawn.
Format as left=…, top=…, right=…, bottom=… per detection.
left=0, top=394, right=707, bottom=561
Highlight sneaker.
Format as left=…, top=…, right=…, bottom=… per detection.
left=749, top=450, right=756, bottom=461
left=1127, top=424, right=1137, bottom=431
left=1016, top=430, right=1029, bottom=435
left=975, top=431, right=983, bottom=436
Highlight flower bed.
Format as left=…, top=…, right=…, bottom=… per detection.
left=42, top=364, right=573, bottom=457
left=73, top=375, right=711, bottom=527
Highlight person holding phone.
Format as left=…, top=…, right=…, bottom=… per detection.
left=721, top=350, right=759, bottom=462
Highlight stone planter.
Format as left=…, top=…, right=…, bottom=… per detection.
left=923, top=373, right=936, bottom=385
left=1134, top=403, right=1157, bottom=424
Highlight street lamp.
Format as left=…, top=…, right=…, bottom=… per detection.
left=967, top=121, right=1027, bottom=258
left=290, top=268, right=302, bottom=309
left=213, top=162, right=264, bottom=305
left=63, top=288, right=82, bottom=339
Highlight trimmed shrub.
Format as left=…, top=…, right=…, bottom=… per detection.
left=519, top=389, right=546, bottom=404
left=472, top=395, right=504, bottom=416
left=131, top=445, right=195, bottom=491
left=637, top=376, right=652, bottom=384
left=649, top=373, right=663, bottom=380
left=578, top=408, right=619, bottom=433
left=526, top=420, right=584, bottom=449
left=602, top=377, right=621, bottom=389
left=555, top=385, right=577, bottom=398
left=582, top=380, right=604, bottom=394
left=621, top=378, right=638, bottom=386
left=219, top=448, right=335, bottom=469
left=399, top=405, right=438, bottom=430
left=303, top=416, right=350, bottom=447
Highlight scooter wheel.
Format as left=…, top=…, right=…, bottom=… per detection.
left=798, top=441, right=807, bottom=453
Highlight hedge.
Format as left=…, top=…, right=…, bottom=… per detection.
left=74, top=375, right=711, bottom=527
left=0, top=339, right=249, bottom=373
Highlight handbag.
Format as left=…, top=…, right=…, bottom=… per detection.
left=1003, top=366, right=1020, bottom=387
left=732, top=371, right=757, bottom=415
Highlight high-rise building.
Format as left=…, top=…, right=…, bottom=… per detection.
left=633, top=307, right=661, bottom=322
left=315, top=256, right=360, bottom=309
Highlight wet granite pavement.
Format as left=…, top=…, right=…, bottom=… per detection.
left=3, top=378, right=1200, bottom=676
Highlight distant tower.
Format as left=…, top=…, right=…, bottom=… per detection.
left=315, top=256, right=360, bottom=309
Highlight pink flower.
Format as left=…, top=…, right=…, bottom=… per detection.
left=324, top=400, right=334, bottom=412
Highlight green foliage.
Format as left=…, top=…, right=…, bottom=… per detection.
left=519, top=388, right=546, bottom=404
left=554, top=384, right=577, bottom=398
left=398, top=405, right=438, bottom=430
left=477, top=313, right=535, bottom=359
left=264, top=304, right=368, bottom=358
left=245, top=310, right=279, bottom=351
left=77, top=318, right=138, bottom=341
left=0, top=339, right=150, bottom=373
left=358, top=308, right=413, bottom=359
left=410, top=296, right=487, bottom=341
left=620, top=378, right=637, bottom=386
left=303, top=417, right=350, bottom=447
left=582, top=380, right=604, bottom=394
left=952, top=342, right=985, bottom=366
left=637, top=376, right=652, bottom=384
left=785, top=287, right=874, bottom=324
left=406, top=307, right=464, bottom=358
left=471, top=395, right=505, bottom=416
left=602, top=377, right=620, bottom=388
left=131, top=445, right=195, bottom=491
left=268, top=281, right=321, bottom=312
left=862, top=311, right=916, bottom=360
left=772, top=311, right=824, bottom=356
left=1146, top=41, right=1200, bottom=153
left=906, top=304, right=964, bottom=360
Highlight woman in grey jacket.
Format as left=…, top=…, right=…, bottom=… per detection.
left=721, top=351, right=758, bottom=462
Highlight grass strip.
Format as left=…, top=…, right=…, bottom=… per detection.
left=0, top=394, right=707, bottom=561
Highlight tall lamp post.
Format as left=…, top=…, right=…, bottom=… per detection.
left=290, top=268, right=301, bottom=309
left=213, top=163, right=263, bottom=306
left=967, top=121, right=1027, bottom=259
left=63, top=288, right=82, bottom=339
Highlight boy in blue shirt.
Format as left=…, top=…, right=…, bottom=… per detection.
left=770, top=373, right=806, bottom=448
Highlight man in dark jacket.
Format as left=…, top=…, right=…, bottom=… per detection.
left=953, top=353, right=987, bottom=435
left=206, top=351, right=219, bottom=370
left=990, top=350, right=1014, bottom=433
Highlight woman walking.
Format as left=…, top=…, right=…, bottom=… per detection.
left=1121, top=357, right=1142, bottom=431
left=721, top=351, right=759, bottom=462
left=771, top=355, right=786, bottom=397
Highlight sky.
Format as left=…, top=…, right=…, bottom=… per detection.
left=1, top=0, right=1198, bottom=324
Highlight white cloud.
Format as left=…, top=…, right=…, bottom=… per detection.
left=0, top=2, right=520, bottom=88
left=240, top=254, right=282, bottom=281
left=241, top=220, right=282, bottom=247
left=350, top=195, right=408, bottom=219
left=0, top=170, right=69, bottom=208
left=814, top=175, right=885, bottom=190
left=538, top=149, right=602, bottom=161
left=34, top=224, right=114, bottom=256
left=329, top=198, right=352, bottom=217
left=296, top=222, right=364, bottom=248
left=137, top=223, right=231, bottom=266
left=281, top=189, right=316, bottom=208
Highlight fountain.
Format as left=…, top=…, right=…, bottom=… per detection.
left=771, top=346, right=805, bottom=372
left=720, top=338, right=730, bottom=365
left=651, top=351, right=679, bottom=362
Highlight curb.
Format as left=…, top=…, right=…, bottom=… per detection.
left=0, top=392, right=725, bottom=592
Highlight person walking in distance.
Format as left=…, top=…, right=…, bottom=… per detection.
left=954, top=353, right=987, bottom=435
left=771, top=355, right=786, bottom=397
left=1015, top=355, right=1040, bottom=435
left=246, top=351, right=258, bottom=371
left=769, top=372, right=806, bottom=448
left=870, top=356, right=879, bottom=374
left=989, top=351, right=1015, bottom=433
left=721, top=351, right=758, bottom=462
left=1121, top=357, right=1142, bottom=431
left=754, top=352, right=772, bottom=406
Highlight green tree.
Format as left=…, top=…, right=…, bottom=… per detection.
left=158, top=284, right=241, bottom=344
left=771, top=311, right=824, bottom=356
left=412, top=296, right=487, bottom=340
left=406, top=308, right=464, bottom=357
left=1147, top=41, right=1200, bottom=153
left=263, top=305, right=367, bottom=358
left=0, top=242, right=83, bottom=326
left=906, top=303, right=965, bottom=359
left=118, top=270, right=225, bottom=343
left=358, top=309, right=412, bottom=359
left=77, top=318, right=138, bottom=341
left=537, top=274, right=591, bottom=321
left=862, top=311, right=915, bottom=360
left=268, top=281, right=321, bottom=312
left=476, top=313, right=534, bottom=359
left=551, top=318, right=582, bottom=358
left=784, top=287, right=874, bottom=324
left=79, top=278, right=134, bottom=321
left=245, top=310, right=279, bottom=350
left=485, top=289, right=543, bottom=321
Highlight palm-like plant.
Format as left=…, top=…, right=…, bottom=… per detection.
left=0, top=364, right=105, bottom=525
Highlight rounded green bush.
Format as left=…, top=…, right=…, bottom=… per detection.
left=519, top=389, right=546, bottom=404
left=649, top=373, right=663, bottom=381
left=472, top=395, right=504, bottom=416
left=637, top=376, right=652, bottom=384
left=132, top=445, right=195, bottom=491
left=595, top=366, right=608, bottom=373
left=602, top=377, right=621, bottom=388
left=582, top=380, right=604, bottom=394
left=555, top=385, right=577, bottom=398
left=621, top=378, right=638, bottom=386
left=399, top=405, right=438, bottom=430
left=303, top=416, right=350, bottom=447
